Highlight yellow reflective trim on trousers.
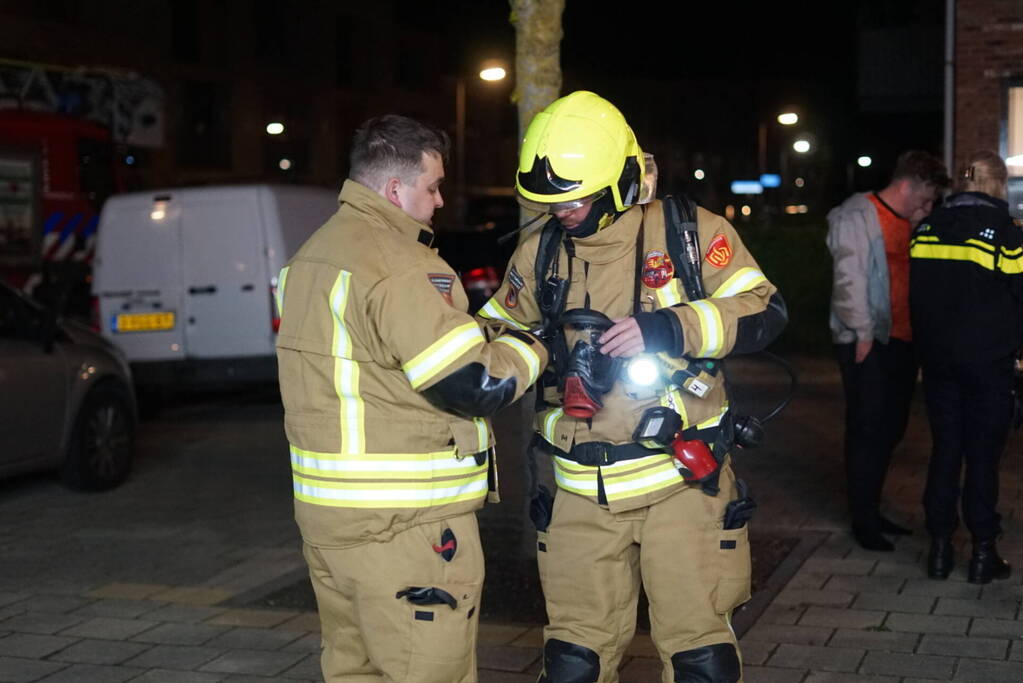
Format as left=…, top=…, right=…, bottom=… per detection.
left=290, top=444, right=485, bottom=479
left=275, top=265, right=289, bottom=316
left=293, top=474, right=488, bottom=508
left=710, top=267, right=767, bottom=298
left=687, top=299, right=725, bottom=356
left=293, top=471, right=486, bottom=489
left=654, top=279, right=683, bottom=308
left=604, top=464, right=683, bottom=500
left=478, top=299, right=530, bottom=330
left=552, top=457, right=599, bottom=495
left=540, top=407, right=565, bottom=444
left=495, top=334, right=542, bottom=384
left=910, top=243, right=996, bottom=270
left=329, top=271, right=365, bottom=454
left=403, top=322, right=485, bottom=389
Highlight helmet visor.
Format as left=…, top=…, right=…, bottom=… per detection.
left=516, top=188, right=607, bottom=215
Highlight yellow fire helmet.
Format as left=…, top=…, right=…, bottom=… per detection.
left=516, top=90, right=656, bottom=214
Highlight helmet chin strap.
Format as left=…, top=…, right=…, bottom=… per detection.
left=559, top=191, right=621, bottom=237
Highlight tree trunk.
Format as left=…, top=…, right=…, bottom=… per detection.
left=510, top=0, right=565, bottom=144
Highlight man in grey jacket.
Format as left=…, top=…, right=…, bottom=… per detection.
left=826, top=150, right=949, bottom=551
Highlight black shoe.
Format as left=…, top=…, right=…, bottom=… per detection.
left=968, top=539, right=1012, bottom=584
left=852, top=526, right=894, bottom=552
left=878, top=515, right=913, bottom=536
left=928, top=536, right=953, bottom=579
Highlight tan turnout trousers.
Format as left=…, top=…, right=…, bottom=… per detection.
left=537, top=465, right=750, bottom=683
left=304, top=512, right=484, bottom=683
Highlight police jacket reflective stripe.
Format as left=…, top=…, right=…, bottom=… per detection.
left=478, top=199, right=778, bottom=512
left=909, top=191, right=1023, bottom=363
left=276, top=180, right=546, bottom=547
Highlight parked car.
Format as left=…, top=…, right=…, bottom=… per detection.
left=0, top=280, right=137, bottom=490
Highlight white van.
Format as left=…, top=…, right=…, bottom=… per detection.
left=92, top=184, right=337, bottom=392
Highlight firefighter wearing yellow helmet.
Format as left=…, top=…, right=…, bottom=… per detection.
left=479, top=91, right=787, bottom=682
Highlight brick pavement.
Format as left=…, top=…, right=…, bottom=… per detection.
left=1, top=355, right=1021, bottom=682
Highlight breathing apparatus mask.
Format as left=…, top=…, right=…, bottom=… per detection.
left=559, top=309, right=623, bottom=418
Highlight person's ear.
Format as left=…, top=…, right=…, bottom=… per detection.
left=384, top=177, right=403, bottom=208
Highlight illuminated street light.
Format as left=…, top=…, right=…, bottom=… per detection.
left=278, top=158, right=292, bottom=170
left=795, top=177, right=805, bottom=187
left=857, top=156, right=872, bottom=167
left=266, top=122, right=284, bottom=135
left=777, top=112, right=799, bottom=126
left=793, top=139, right=811, bottom=153
left=694, top=168, right=705, bottom=180
left=479, top=66, right=506, bottom=81
left=455, top=59, right=510, bottom=225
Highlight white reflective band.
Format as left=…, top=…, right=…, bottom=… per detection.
left=495, top=334, right=542, bottom=384
left=711, top=267, right=767, bottom=298
left=330, top=271, right=354, bottom=357
left=604, top=466, right=681, bottom=498
left=655, top=279, right=683, bottom=308
left=275, top=265, right=290, bottom=316
left=688, top=299, right=724, bottom=357
left=404, top=322, right=485, bottom=389
left=542, top=408, right=565, bottom=443
left=335, top=358, right=364, bottom=454
left=294, top=478, right=488, bottom=507
left=552, top=458, right=600, bottom=494
left=478, top=300, right=529, bottom=330
left=290, top=446, right=477, bottom=476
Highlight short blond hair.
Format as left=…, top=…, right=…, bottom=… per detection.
left=958, top=150, right=1008, bottom=199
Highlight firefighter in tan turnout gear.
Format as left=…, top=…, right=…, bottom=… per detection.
left=478, top=91, right=787, bottom=682
left=275, top=115, right=547, bottom=683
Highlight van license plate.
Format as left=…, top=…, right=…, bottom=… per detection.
left=114, top=311, right=176, bottom=333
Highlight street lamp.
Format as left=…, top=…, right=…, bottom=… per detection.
left=455, top=60, right=507, bottom=226
left=777, top=112, right=799, bottom=126
left=793, top=139, right=811, bottom=154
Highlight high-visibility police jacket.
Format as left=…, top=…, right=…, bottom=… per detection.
left=276, top=180, right=547, bottom=548
left=478, top=200, right=779, bottom=512
left=909, top=191, right=1023, bottom=363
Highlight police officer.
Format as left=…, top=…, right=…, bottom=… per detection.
left=909, top=150, right=1023, bottom=584
left=275, top=114, right=548, bottom=683
left=478, top=92, right=786, bottom=682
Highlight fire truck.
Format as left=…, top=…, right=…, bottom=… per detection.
left=0, top=58, right=163, bottom=318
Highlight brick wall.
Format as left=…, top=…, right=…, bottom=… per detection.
left=955, top=0, right=1023, bottom=172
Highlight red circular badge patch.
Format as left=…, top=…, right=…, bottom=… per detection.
left=642, top=250, right=675, bottom=289
left=705, top=233, right=733, bottom=269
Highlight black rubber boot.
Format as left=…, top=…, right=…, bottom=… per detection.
left=927, top=536, right=953, bottom=580
left=968, top=538, right=1011, bottom=584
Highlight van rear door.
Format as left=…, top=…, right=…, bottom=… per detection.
left=94, top=194, right=186, bottom=362
left=181, top=189, right=271, bottom=358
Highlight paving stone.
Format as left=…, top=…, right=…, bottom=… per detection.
left=902, top=579, right=982, bottom=599
left=149, top=586, right=233, bottom=606
left=71, top=599, right=163, bottom=619
left=122, top=643, right=224, bottom=670
left=130, top=622, right=229, bottom=646
left=917, top=633, right=1008, bottom=659
left=885, top=612, right=969, bottom=635
left=478, top=644, right=542, bottom=672
left=619, top=656, right=662, bottom=683
left=205, top=626, right=304, bottom=651
left=205, top=608, right=298, bottom=629
left=477, top=671, right=540, bottom=683
left=126, top=671, right=225, bottom=683
left=741, top=665, right=809, bottom=682
left=799, top=607, right=886, bottom=630
left=0, top=656, right=66, bottom=682
left=802, top=558, right=877, bottom=576
left=141, top=604, right=227, bottom=623
left=859, top=651, right=955, bottom=679
left=823, top=576, right=905, bottom=594
left=968, top=617, right=1021, bottom=640
left=774, top=589, right=854, bottom=608
left=744, top=623, right=833, bottom=646
left=872, top=561, right=926, bottom=578
left=934, top=596, right=1017, bottom=619
left=86, top=583, right=170, bottom=600
left=31, top=663, right=143, bottom=682
left=9, top=595, right=93, bottom=614
left=58, top=616, right=160, bottom=641
left=0, top=593, right=27, bottom=609
left=199, top=649, right=306, bottom=676
left=766, top=644, right=863, bottom=672
left=48, top=638, right=152, bottom=665
left=852, top=592, right=935, bottom=614
left=827, top=628, right=919, bottom=652
left=804, top=673, right=900, bottom=682
left=0, top=612, right=83, bottom=635
left=279, top=652, right=323, bottom=679
left=479, top=623, right=531, bottom=646
left=508, top=626, right=544, bottom=648
left=953, top=658, right=1023, bottom=682
left=275, top=612, right=321, bottom=633
left=1011, top=638, right=1023, bottom=661
left=786, top=572, right=831, bottom=590
left=281, top=632, right=321, bottom=654
left=0, top=632, right=79, bottom=658
left=624, top=632, right=658, bottom=658
left=738, top=639, right=775, bottom=665
left=756, top=603, right=805, bottom=625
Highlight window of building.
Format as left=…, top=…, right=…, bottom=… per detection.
left=1003, top=81, right=1023, bottom=175
left=177, top=82, right=231, bottom=168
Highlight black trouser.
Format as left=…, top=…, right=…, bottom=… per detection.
left=921, top=355, right=1014, bottom=541
left=836, top=338, right=917, bottom=533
